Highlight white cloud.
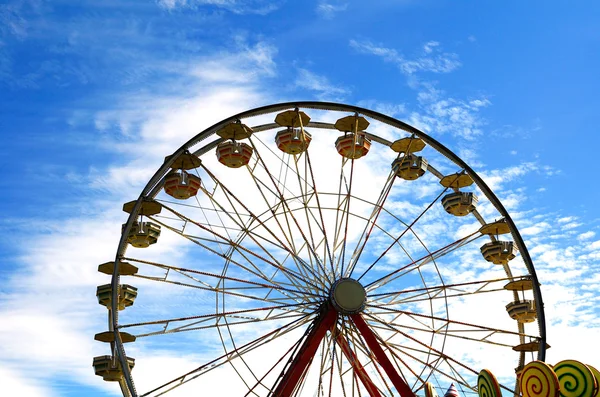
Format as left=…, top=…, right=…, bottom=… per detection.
left=561, top=221, right=582, bottom=230
left=294, top=67, right=350, bottom=101
left=406, top=79, right=491, bottom=140
left=356, top=99, right=406, bottom=117
left=558, top=216, right=576, bottom=223
left=521, top=221, right=551, bottom=236
left=156, top=0, right=280, bottom=14
left=348, top=39, right=489, bottom=140
left=349, top=39, right=461, bottom=74
left=478, top=162, right=537, bottom=191
left=0, top=40, right=280, bottom=396
left=0, top=366, right=51, bottom=397
left=578, top=231, right=595, bottom=240
left=316, top=2, right=348, bottom=19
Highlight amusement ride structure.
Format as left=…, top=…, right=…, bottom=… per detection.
left=93, top=102, right=561, bottom=397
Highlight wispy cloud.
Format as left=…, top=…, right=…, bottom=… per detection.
left=578, top=231, right=596, bottom=240
left=316, top=2, right=348, bottom=19
left=294, top=67, right=350, bottom=101
left=477, top=162, right=557, bottom=191
left=407, top=79, right=491, bottom=140
left=350, top=39, right=488, bottom=141
left=156, top=0, right=280, bottom=14
left=350, top=39, right=461, bottom=74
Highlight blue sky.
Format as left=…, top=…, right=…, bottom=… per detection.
left=1, top=1, right=600, bottom=396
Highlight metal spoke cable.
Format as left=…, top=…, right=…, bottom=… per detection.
left=248, top=135, right=333, bottom=287
left=355, top=181, right=453, bottom=282
left=141, top=310, right=316, bottom=397
left=155, top=204, right=326, bottom=295
left=199, top=164, right=329, bottom=294
left=364, top=229, right=482, bottom=291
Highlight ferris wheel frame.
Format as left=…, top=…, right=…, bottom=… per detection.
left=106, top=101, right=547, bottom=397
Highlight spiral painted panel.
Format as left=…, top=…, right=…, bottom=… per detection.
left=555, top=360, right=596, bottom=397
left=587, top=365, right=600, bottom=397
left=478, top=369, right=502, bottom=397
left=520, top=361, right=560, bottom=397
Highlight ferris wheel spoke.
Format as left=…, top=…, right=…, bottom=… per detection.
left=134, top=311, right=309, bottom=338
left=290, top=152, right=335, bottom=283
left=360, top=316, right=472, bottom=392
left=118, top=302, right=314, bottom=331
left=275, top=236, right=330, bottom=297
left=303, top=151, right=336, bottom=277
left=335, top=319, right=386, bottom=397
left=316, top=329, right=335, bottom=396
left=139, top=218, right=313, bottom=301
left=386, top=337, right=510, bottom=396
left=345, top=167, right=398, bottom=279
left=383, top=341, right=476, bottom=392
left=247, top=136, right=333, bottom=286
left=343, top=320, right=396, bottom=397
left=338, top=318, right=361, bottom=397
left=360, top=310, right=519, bottom=393
left=356, top=176, right=459, bottom=282
left=130, top=273, right=317, bottom=308
left=332, top=336, right=349, bottom=397
left=367, top=276, right=518, bottom=306
left=151, top=206, right=326, bottom=296
left=123, top=257, right=322, bottom=299
left=364, top=317, right=517, bottom=351
left=364, top=229, right=483, bottom=291
left=364, top=305, right=537, bottom=340
left=348, top=318, right=427, bottom=392
left=140, top=310, right=316, bottom=397
left=249, top=133, right=313, bottom=197
left=243, top=331, right=307, bottom=397
left=198, top=164, right=330, bottom=294
left=338, top=157, right=357, bottom=278
left=340, top=317, right=410, bottom=392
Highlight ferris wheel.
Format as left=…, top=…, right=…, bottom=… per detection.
left=93, top=102, right=547, bottom=397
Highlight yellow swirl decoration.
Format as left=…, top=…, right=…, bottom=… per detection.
left=555, top=360, right=596, bottom=397
left=520, top=361, right=560, bottom=397
left=478, top=369, right=502, bottom=397
left=587, top=365, right=600, bottom=397
left=425, top=381, right=439, bottom=397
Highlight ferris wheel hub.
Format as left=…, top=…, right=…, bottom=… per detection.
left=329, top=278, right=366, bottom=314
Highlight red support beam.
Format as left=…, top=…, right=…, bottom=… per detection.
left=351, top=313, right=415, bottom=397
left=333, top=327, right=382, bottom=397
left=272, top=306, right=338, bottom=397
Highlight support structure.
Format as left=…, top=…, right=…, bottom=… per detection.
left=333, top=326, right=382, bottom=397
left=271, top=307, right=338, bottom=397
left=351, top=314, right=415, bottom=397
left=270, top=300, right=413, bottom=397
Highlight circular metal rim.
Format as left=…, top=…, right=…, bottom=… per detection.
left=110, top=101, right=546, bottom=396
